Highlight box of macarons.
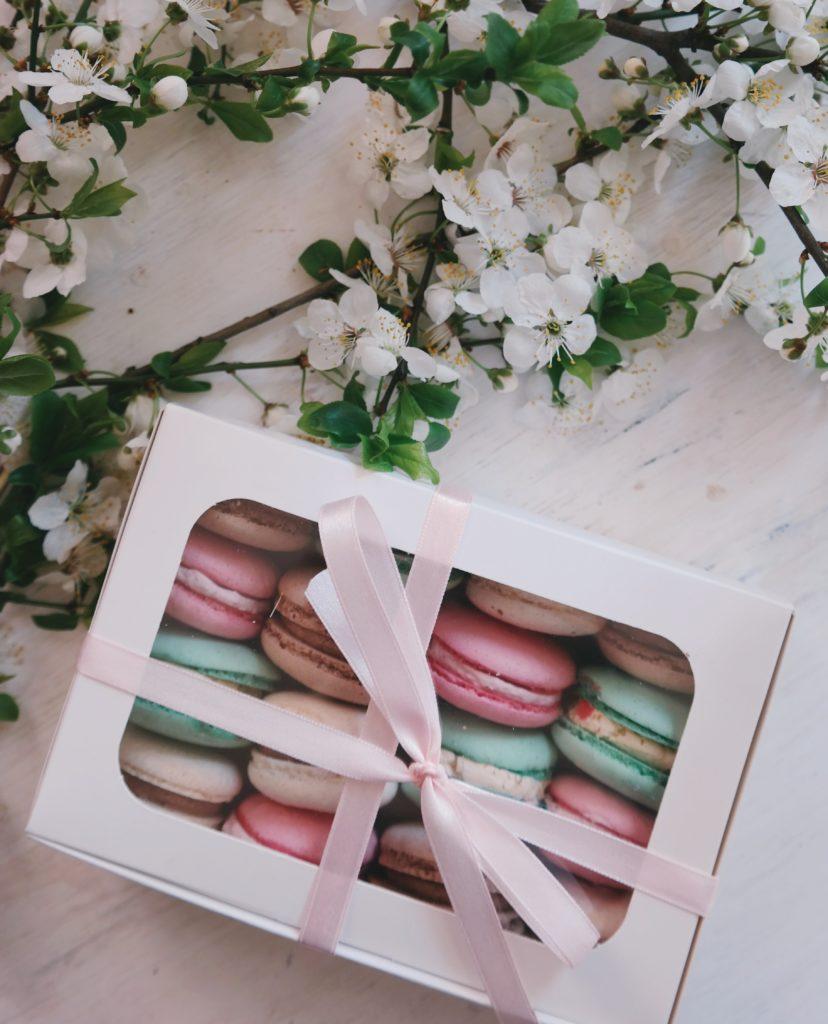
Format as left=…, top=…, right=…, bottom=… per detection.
left=27, top=404, right=793, bottom=1024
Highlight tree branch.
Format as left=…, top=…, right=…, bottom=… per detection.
left=189, top=64, right=415, bottom=87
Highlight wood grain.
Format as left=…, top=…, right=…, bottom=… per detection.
left=2, top=32, right=827, bottom=1024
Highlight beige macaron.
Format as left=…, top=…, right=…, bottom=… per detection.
left=466, top=576, right=606, bottom=637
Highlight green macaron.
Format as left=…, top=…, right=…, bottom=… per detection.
left=404, top=703, right=558, bottom=805
left=551, top=664, right=691, bottom=811
left=129, top=626, right=282, bottom=749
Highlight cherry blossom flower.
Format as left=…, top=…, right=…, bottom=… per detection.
left=502, top=273, right=596, bottom=370
left=564, top=148, right=640, bottom=224
left=430, top=166, right=511, bottom=230
left=28, top=460, right=122, bottom=564
left=0, top=227, right=27, bottom=271
left=642, top=78, right=711, bottom=147
left=19, top=221, right=88, bottom=299
left=545, top=201, right=647, bottom=287
left=171, top=1, right=227, bottom=49
left=15, top=99, right=113, bottom=179
left=354, top=218, right=425, bottom=300
left=402, top=347, right=459, bottom=383
left=769, top=114, right=828, bottom=234
left=695, top=269, right=758, bottom=331
left=350, top=92, right=432, bottom=208
left=18, top=48, right=130, bottom=105
left=425, top=261, right=484, bottom=324
left=491, top=142, right=572, bottom=233
left=706, top=59, right=812, bottom=141
left=297, top=280, right=409, bottom=376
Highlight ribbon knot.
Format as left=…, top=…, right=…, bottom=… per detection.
left=408, top=759, right=447, bottom=787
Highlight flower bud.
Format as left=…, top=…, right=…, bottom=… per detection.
left=729, top=33, right=749, bottom=54
left=719, top=218, right=753, bottom=265
left=103, top=21, right=122, bottom=43
left=150, top=75, right=189, bottom=111
left=787, top=33, right=820, bottom=67
left=713, top=42, right=732, bottom=62
left=598, top=57, right=620, bottom=80
left=377, top=16, right=401, bottom=46
left=294, top=85, right=321, bottom=112
left=623, top=56, right=648, bottom=79
left=69, top=25, right=104, bottom=51
left=611, top=83, right=643, bottom=112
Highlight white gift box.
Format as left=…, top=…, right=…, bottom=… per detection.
left=27, top=404, right=792, bottom=1024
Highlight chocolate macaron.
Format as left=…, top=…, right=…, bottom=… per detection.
left=261, top=563, right=365, bottom=704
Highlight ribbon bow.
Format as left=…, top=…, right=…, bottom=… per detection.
left=78, top=488, right=717, bottom=1024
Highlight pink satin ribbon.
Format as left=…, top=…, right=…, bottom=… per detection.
left=78, top=488, right=717, bottom=1024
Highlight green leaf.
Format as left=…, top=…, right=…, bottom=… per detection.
left=405, top=72, right=439, bottom=120
left=173, top=339, right=225, bottom=373
left=513, top=64, right=577, bottom=108
left=804, top=277, right=828, bottom=309
left=434, top=134, right=474, bottom=172
left=484, top=15, right=521, bottom=79
left=390, top=22, right=431, bottom=66
left=345, top=238, right=370, bottom=269
left=150, top=351, right=174, bottom=378
left=407, top=382, right=460, bottom=419
left=32, top=611, right=79, bottom=630
left=424, top=421, right=450, bottom=452
left=299, top=239, right=344, bottom=281
left=531, top=20, right=605, bottom=65
left=388, top=438, right=439, bottom=483
left=147, top=62, right=192, bottom=81
left=66, top=178, right=137, bottom=218
left=584, top=337, right=622, bottom=367
left=36, top=331, right=85, bottom=373
left=592, top=126, right=623, bottom=150
left=600, top=299, right=667, bottom=340
left=465, top=80, right=492, bottom=106
left=393, top=387, right=423, bottom=436
left=0, top=295, right=20, bottom=359
left=0, top=354, right=55, bottom=396
left=361, top=431, right=393, bottom=472
left=0, top=92, right=25, bottom=145
left=566, top=356, right=593, bottom=388
left=628, top=271, right=676, bottom=307
left=342, top=375, right=367, bottom=410
left=27, top=294, right=93, bottom=329
left=537, top=0, right=580, bottom=25
left=752, top=236, right=766, bottom=256
left=303, top=401, right=372, bottom=446
left=163, top=377, right=212, bottom=393
left=0, top=692, right=19, bottom=722
left=209, top=100, right=273, bottom=142
left=256, top=77, right=287, bottom=115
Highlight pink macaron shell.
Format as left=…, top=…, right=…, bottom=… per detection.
left=432, top=602, right=575, bottom=694
left=545, top=774, right=655, bottom=888
left=182, top=527, right=280, bottom=599
left=231, top=794, right=377, bottom=865
left=165, top=581, right=264, bottom=640
left=431, top=661, right=562, bottom=728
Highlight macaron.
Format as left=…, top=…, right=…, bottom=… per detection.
left=394, top=550, right=466, bottom=590
left=544, top=774, right=654, bottom=888
left=551, top=665, right=691, bottom=810
left=428, top=602, right=576, bottom=728
left=403, top=704, right=558, bottom=805
left=223, top=794, right=377, bottom=865
left=260, top=563, right=365, bottom=704
left=166, top=526, right=280, bottom=641
left=566, top=879, right=630, bottom=943
left=377, top=822, right=522, bottom=929
left=597, top=622, right=693, bottom=694
left=130, top=626, right=283, bottom=748
left=119, top=724, right=244, bottom=828
left=466, top=576, right=605, bottom=637
left=248, top=690, right=398, bottom=812
left=199, top=498, right=314, bottom=552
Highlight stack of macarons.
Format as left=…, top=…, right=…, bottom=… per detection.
left=119, top=498, right=696, bottom=948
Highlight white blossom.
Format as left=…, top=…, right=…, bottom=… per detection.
left=28, top=460, right=122, bottom=564
left=706, top=59, right=812, bottom=141
left=18, top=48, right=130, bottom=105
left=19, top=221, right=88, bottom=299
left=642, top=78, right=710, bottom=147
left=545, top=201, right=647, bottom=286
left=769, top=114, right=828, bottom=234
left=502, top=273, right=596, bottom=370
left=151, top=75, right=189, bottom=111
left=564, top=148, right=640, bottom=223
left=172, top=1, right=227, bottom=49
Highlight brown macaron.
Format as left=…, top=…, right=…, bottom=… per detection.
left=198, top=498, right=314, bottom=553
left=261, top=564, right=366, bottom=704
left=466, top=575, right=606, bottom=637
left=597, top=623, right=693, bottom=694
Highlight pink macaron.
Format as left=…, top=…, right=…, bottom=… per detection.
left=428, top=602, right=576, bottom=728
left=544, top=774, right=654, bottom=889
left=223, top=794, right=377, bottom=865
left=166, top=527, right=280, bottom=641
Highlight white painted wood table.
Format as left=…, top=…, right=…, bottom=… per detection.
left=2, top=31, right=827, bottom=1024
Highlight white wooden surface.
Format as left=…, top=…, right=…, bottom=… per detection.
left=2, top=32, right=828, bottom=1024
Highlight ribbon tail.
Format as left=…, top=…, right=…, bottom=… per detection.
left=455, top=792, right=599, bottom=967
left=421, top=782, right=538, bottom=1024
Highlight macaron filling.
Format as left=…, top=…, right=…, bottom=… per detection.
left=124, top=773, right=226, bottom=819
left=175, top=566, right=272, bottom=615
left=566, top=697, right=676, bottom=772
left=429, top=637, right=562, bottom=712
left=440, top=749, right=549, bottom=802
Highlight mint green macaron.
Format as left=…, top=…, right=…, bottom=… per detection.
left=551, top=664, right=691, bottom=810
left=129, top=626, right=282, bottom=749
left=404, top=703, right=558, bottom=805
